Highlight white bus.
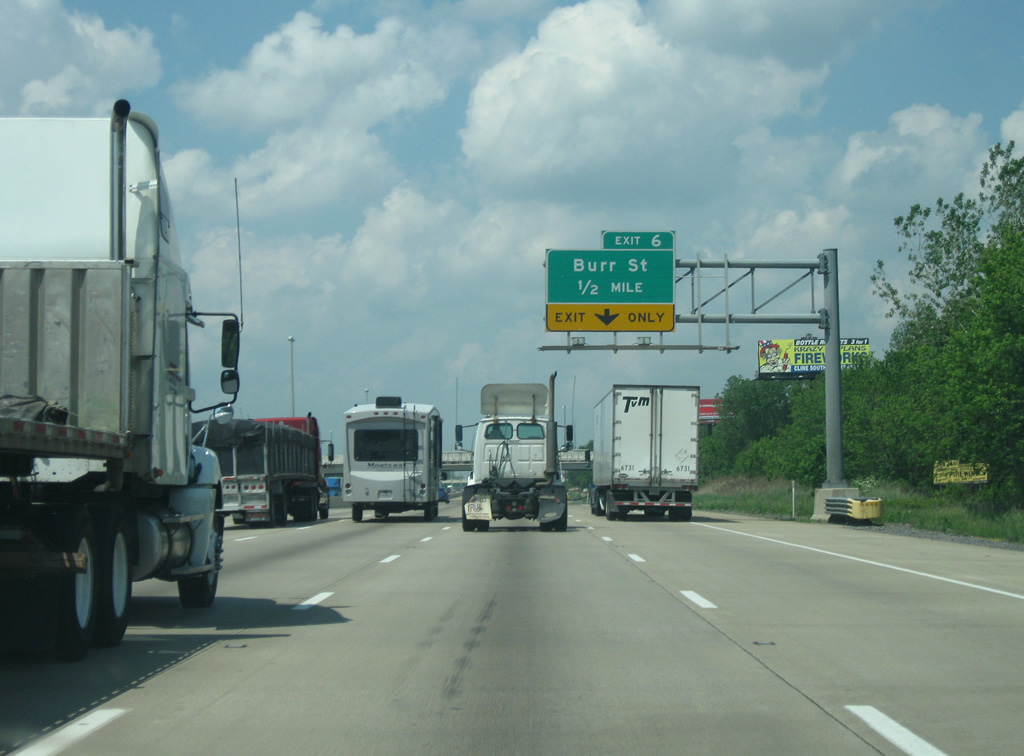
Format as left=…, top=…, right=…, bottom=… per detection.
left=342, top=397, right=444, bottom=521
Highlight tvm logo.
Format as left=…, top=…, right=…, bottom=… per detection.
left=621, top=396, right=650, bottom=413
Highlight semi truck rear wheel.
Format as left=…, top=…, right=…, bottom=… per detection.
left=352, top=504, right=363, bottom=522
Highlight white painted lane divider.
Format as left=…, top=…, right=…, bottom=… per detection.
left=628, top=554, right=645, bottom=563
left=293, top=592, right=334, bottom=611
left=601, top=536, right=613, bottom=542
left=381, top=555, right=401, bottom=563
left=232, top=536, right=258, bottom=542
left=698, top=523, right=1024, bottom=602
left=420, top=537, right=433, bottom=542
left=846, top=705, right=947, bottom=756
left=13, top=708, right=127, bottom=756
left=442, top=526, right=451, bottom=531
left=680, top=590, right=717, bottom=609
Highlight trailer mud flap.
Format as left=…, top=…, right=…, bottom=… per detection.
left=537, top=493, right=566, bottom=523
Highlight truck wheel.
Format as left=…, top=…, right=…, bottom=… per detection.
left=554, top=507, right=568, bottom=532
left=55, top=510, right=98, bottom=661
left=178, top=570, right=218, bottom=608
left=461, top=507, right=474, bottom=531
left=319, top=499, right=330, bottom=520
left=93, top=507, right=132, bottom=647
left=424, top=503, right=436, bottom=522
left=352, top=504, right=363, bottom=522
left=178, top=513, right=222, bottom=608
left=603, top=494, right=617, bottom=521
left=679, top=508, right=693, bottom=522
left=271, top=494, right=287, bottom=527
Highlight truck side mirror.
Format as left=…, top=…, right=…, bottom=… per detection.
left=220, top=368, right=239, bottom=396
left=221, top=319, right=240, bottom=368
left=566, top=425, right=574, bottom=444
left=455, top=425, right=463, bottom=445
left=327, top=442, right=335, bottom=462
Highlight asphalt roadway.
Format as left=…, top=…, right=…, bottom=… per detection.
left=3, top=501, right=1023, bottom=755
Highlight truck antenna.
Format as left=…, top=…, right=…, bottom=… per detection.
left=234, top=177, right=245, bottom=332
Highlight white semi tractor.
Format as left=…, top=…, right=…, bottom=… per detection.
left=459, top=374, right=569, bottom=532
left=0, top=101, right=241, bottom=660
left=591, top=385, right=699, bottom=521
left=342, top=397, right=444, bottom=521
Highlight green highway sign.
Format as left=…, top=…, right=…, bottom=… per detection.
left=601, top=230, right=675, bottom=250
left=546, top=248, right=675, bottom=304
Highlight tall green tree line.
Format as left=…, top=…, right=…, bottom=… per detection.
left=700, top=142, right=1024, bottom=506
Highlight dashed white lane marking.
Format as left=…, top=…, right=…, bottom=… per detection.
left=680, top=590, right=717, bottom=609
left=628, top=554, right=645, bottom=563
left=442, top=526, right=451, bottom=531
left=846, top=706, right=947, bottom=756
left=698, top=523, right=1024, bottom=601
left=293, top=592, right=333, bottom=611
left=13, top=708, right=127, bottom=756
left=601, top=536, right=613, bottom=542
left=420, top=537, right=433, bottom=542
left=381, top=554, right=401, bottom=563
left=233, top=536, right=258, bottom=542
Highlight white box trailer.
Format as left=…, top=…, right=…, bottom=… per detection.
left=591, top=385, right=699, bottom=521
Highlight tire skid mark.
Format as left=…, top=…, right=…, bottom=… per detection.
left=443, top=594, right=497, bottom=700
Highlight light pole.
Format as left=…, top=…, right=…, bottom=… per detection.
left=288, top=336, right=295, bottom=416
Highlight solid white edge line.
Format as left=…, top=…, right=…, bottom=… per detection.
left=680, top=590, right=717, bottom=609
left=697, top=523, right=1024, bottom=601
left=628, top=553, right=645, bottom=563
left=293, top=591, right=334, bottom=610
left=381, top=554, right=401, bottom=563
left=13, top=708, right=128, bottom=756
left=846, top=705, right=947, bottom=756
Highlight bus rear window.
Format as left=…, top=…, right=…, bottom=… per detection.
left=353, top=428, right=419, bottom=462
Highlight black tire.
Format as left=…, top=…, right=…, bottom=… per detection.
left=603, top=493, right=617, bottom=521
left=424, top=503, right=436, bottom=522
left=271, top=494, right=287, bottom=527
left=352, top=504, right=363, bottom=522
left=679, top=507, right=693, bottom=522
left=55, top=510, right=98, bottom=661
left=319, top=498, right=330, bottom=520
left=178, top=513, right=222, bottom=609
left=554, top=506, right=568, bottom=532
left=93, top=507, right=132, bottom=647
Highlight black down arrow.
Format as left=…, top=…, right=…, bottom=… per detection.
left=596, top=308, right=619, bottom=326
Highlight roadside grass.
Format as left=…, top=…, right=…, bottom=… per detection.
left=694, top=476, right=1024, bottom=544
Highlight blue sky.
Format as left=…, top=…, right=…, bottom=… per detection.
left=3, top=0, right=1023, bottom=447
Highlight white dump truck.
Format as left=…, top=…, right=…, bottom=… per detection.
left=343, top=397, right=444, bottom=521
left=459, top=374, right=568, bottom=532
left=0, top=101, right=241, bottom=660
left=591, top=385, right=699, bottom=521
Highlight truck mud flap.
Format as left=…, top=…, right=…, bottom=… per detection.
left=537, top=493, right=566, bottom=523
left=464, top=495, right=492, bottom=521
